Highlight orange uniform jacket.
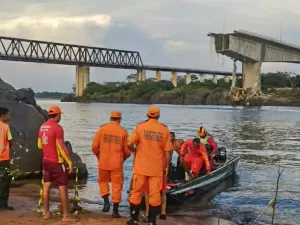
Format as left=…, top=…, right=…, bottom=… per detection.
left=92, top=121, right=131, bottom=170
left=180, top=139, right=211, bottom=172
left=128, top=119, right=173, bottom=177
left=0, top=122, right=12, bottom=161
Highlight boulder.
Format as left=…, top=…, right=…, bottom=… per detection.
left=60, top=94, right=76, bottom=102
left=0, top=78, right=88, bottom=179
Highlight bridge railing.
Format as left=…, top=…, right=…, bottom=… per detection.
left=0, top=36, right=144, bottom=69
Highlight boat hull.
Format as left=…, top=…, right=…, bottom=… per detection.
left=166, top=156, right=240, bottom=205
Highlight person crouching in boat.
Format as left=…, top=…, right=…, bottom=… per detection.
left=197, top=127, right=218, bottom=170
left=170, top=132, right=193, bottom=180
left=180, top=138, right=212, bottom=179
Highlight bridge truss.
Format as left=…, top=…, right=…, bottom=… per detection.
left=0, top=36, right=143, bottom=69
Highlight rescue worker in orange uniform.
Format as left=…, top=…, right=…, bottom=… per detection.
left=37, top=106, right=77, bottom=222
left=0, top=107, right=13, bottom=210
left=92, top=111, right=131, bottom=218
left=180, top=138, right=212, bottom=178
left=127, top=106, right=172, bottom=225
left=143, top=154, right=167, bottom=221
left=143, top=131, right=188, bottom=222
left=197, top=127, right=218, bottom=169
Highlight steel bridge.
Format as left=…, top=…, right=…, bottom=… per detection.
left=0, top=36, right=143, bottom=69
left=0, top=36, right=239, bottom=96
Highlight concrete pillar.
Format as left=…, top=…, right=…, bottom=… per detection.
left=156, top=71, right=161, bottom=81
left=242, top=62, right=261, bottom=92
left=75, top=65, right=90, bottom=97
left=137, top=70, right=146, bottom=82
left=224, top=76, right=230, bottom=83
left=186, top=73, right=191, bottom=84
left=199, top=73, right=205, bottom=83
left=212, top=74, right=217, bottom=84
left=171, top=71, right=177, bottom=87
left=231, top=60, right=237, bottom=90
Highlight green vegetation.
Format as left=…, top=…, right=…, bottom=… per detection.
left=82, top=73, right=233, bottom=101
left=72, top=72, right=300, bottom=105
left=35, top=92, right=72, bottom=99
left=261, top=72, right=300, bottom=100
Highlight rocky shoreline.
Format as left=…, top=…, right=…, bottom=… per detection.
left=0, top=78, right=88, bottom=179
left=61, top=91, right=300, bottom=107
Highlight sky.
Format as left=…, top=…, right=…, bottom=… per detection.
left=1, top=0, right=300, bottom=92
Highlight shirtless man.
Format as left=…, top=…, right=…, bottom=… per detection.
left=170, top=132, right=193, bottom=180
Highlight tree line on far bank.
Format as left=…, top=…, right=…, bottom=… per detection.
left=36, top=72, right=300, bottom=99
left=35, top=91, right=71, bottom=99
left=82, top=71, right=300, bottom=98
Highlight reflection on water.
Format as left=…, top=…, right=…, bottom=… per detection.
left=36, top=100, right=300, bottom=224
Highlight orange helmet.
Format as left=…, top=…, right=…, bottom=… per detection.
left=197, top=126, right=207, bottom=137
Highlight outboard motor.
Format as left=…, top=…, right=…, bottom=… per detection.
left=214, top=147, right=227, bottom=163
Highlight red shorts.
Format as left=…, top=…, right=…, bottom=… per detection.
left=143, top=176, right=167, bottom=193
left=42, top=160, right=68, bottom=186
left=184, top=153, right=204, bottom=175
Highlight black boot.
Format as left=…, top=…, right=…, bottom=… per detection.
left=127, top=204, right=140, bottom=225
left=159, top=214, right=166, bottom=220
left=148, top=205, right=160, bottom=225
left=102, top=195, right=110, bottom=212
left=112, top=203, right=121, bottom=218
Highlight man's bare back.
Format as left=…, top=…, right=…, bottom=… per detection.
left=172, top=139, right=184, bottom=155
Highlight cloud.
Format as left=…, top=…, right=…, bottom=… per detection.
left=0, top=15, right=111, bottom=31
left=164, top=40, right=193, bottom=53
left=0, top=0, right=300, bottom=92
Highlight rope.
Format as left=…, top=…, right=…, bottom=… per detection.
left=250, top=198, right=275, bottom=225
left=5, top=167, right=41, bottom=180
left=4, top=166, right=82, bottom=215
left=72, top=167, right=83, bottom=215
left=37, top=177, right=44, bottom=214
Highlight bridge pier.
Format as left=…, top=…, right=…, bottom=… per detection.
left=186, top=73, right=191, bottom=84
left=224, top=76, right=230, bottom=83
left=199, top=73, right=205, bottom=83
left=171, top=72, right=177, bottom=87
left=75, top=65, right=90, bottom=97
left=137, top=70, right=146, bottom=82
left=242, top=62, right=261, bottom=92
left=212, top=74, right=217, bottom=84
left=156, top=71, right=161, bottom=81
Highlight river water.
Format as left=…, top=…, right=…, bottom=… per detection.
left=36, top=99, right=300, bottom=225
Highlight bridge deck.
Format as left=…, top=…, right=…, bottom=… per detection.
left=208, top=30, right=300, bottom=63
left=143, top=65, right=241, bottom=76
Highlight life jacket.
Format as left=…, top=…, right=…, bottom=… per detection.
left=200, top=133, right=213, bottom=155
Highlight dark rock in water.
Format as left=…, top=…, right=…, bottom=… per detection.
left=0, top=78, right=88, bottom=179
left=61, top=94, right=76, bottom=102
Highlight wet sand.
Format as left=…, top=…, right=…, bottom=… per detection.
left=1, top=182, right=232, bottom=225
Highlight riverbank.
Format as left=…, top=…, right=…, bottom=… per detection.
left=2, top=181, right=232, bottom=225
left=61, top=80, right=300, bottom=107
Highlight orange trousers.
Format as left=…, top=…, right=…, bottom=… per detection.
left=98, top=169, right=123, bottom=204
left=128, top=173, right=162, bottom=207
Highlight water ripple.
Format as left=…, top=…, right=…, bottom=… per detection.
left=36, top=100, right=300, bottom=224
